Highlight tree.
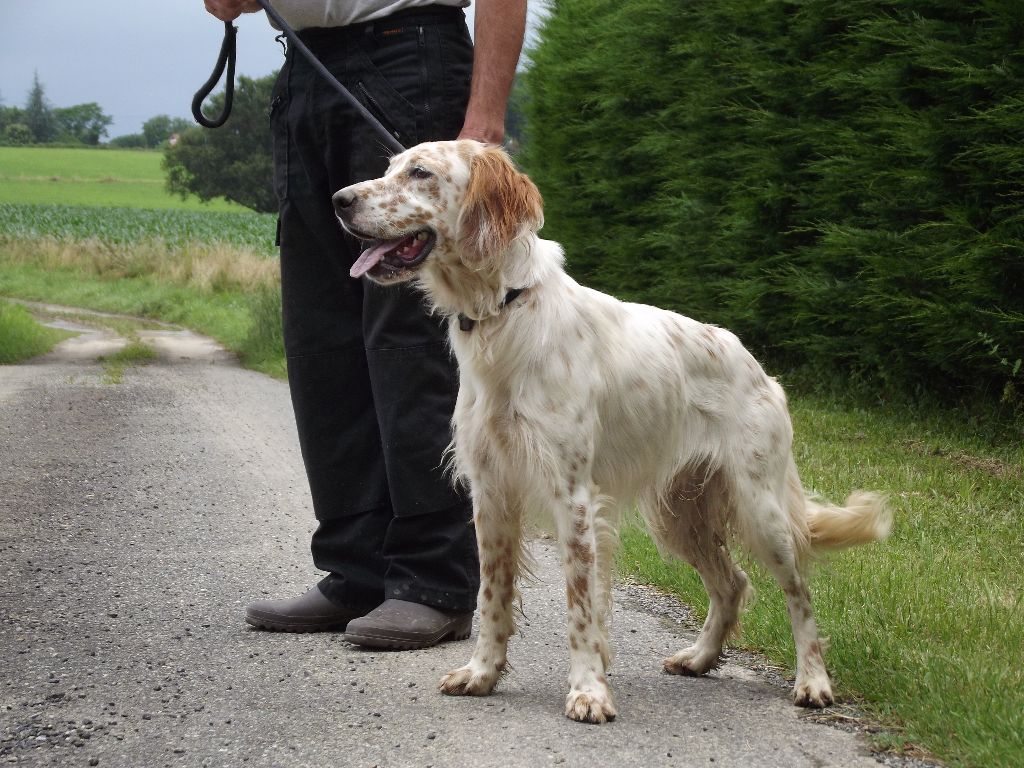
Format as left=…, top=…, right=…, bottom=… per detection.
left=524, top=0, right=1024, bottom=404
left=2, top=123, right=33, bottom=146
left=1, top=88, right=30, bottom=145
left=163, top=73, right=277, bottom=213
left=142, top=115, right=193, bottom=148
left=54, top=102, right=113, bottom=145
left=24, top=72, right=56, bottom=143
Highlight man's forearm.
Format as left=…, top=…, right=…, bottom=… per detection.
left=458, top=0, right=527, bottom=145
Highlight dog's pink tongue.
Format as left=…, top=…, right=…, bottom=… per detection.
left=350, top=240, right=399, bottom=278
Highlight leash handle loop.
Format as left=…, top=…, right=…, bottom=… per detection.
left=191, top=1, right=407, bottom=155
left=191, top=20, right=237, bottom=128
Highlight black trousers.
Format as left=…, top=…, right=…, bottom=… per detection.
left=270, top=7, right=478, bottom=612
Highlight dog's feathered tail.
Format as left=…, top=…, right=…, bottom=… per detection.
left=784, top=460, right=892, bottom=560
left=806, top=491, right=892, bottom=552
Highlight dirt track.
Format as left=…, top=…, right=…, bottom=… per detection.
left=0, top=305, right=901, bottom=767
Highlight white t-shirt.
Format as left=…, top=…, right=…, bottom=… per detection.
left=267, top=0, right=470, bottom=29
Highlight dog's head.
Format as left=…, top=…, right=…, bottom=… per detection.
left=333, top=140, right=543, bottom=286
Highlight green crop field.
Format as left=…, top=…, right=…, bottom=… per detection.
left=0, top=146, right=246, bottom=211
left=0, top=146, right=276, bottom=255
left=0, top=203, right=276, bottom=254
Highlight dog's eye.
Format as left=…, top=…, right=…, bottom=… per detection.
left=409, top=166, right=434, bottom=180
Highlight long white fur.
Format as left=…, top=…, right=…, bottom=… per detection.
left=334, top=140, right=892, bottom=724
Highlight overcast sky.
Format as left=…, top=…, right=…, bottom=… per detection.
left=0, top=1, right=547, bottom=139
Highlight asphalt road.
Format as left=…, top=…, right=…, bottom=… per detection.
left=1, top=308, right=887, bottom=768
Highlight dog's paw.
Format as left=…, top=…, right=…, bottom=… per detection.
left=439, top=664, right=499, bottom=697
left=793, top=679, right=834, bottom=708
left=662, top=645, right=721, bottom=677
left=565, top=688, right=617, bottom=724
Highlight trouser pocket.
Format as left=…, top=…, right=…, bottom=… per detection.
left=355, top=80, right=407, bottom=147
left=269, top=64, right=290, bottom=203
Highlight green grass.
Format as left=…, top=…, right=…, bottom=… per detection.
left=0, top=146, right=247, bottom=211
left=98, top=340, right=158, bottom=384
left=0, top=301, right=73, bottom=364
left=0, top=146, right=166, bottom=180
left=619, top=399, right=1023, bottom=767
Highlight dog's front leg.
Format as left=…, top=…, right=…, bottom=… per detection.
left=440, top=492, right=521, bottom=697
left=556, top=492, right=616, bottom=724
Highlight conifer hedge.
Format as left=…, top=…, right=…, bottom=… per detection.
left=523, top=0, right=1023, bottom=403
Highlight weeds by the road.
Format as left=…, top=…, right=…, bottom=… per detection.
left=98, top=340, right=158, bottom=384
left=0, top=202, right=285, bottom=379
left=0, top=301, right=72, bottom=364
left=0, top=199, right=283, bottom=377
left=1, top=234, right=278, bottom=293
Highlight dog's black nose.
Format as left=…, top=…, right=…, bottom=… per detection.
left=332, top=189, right=356, bottom=214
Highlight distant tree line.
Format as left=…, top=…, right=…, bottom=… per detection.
left=524, top=0, right=1023, bottom=410
left=0, top=73, right=196, bottom=149
left=2, top=66, right=535, bottom=219
left=110, top=115, right=195, bottom=150
left=1, top=73, right=113, bottom=146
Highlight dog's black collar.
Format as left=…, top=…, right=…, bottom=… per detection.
left=457, top=288, right=527, bottom=332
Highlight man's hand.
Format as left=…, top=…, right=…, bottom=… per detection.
left=204, top=0, right=263, bottom=22
left=457, top=0, right=527, bottom=146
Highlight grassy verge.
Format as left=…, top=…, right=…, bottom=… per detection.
left=619, top=398, right=1023, bottom=767
left=0, top=301, right=74, bottom=364
left=0, top=197, right=283, bottom=379
left=0, top=243, right=285, bottom=379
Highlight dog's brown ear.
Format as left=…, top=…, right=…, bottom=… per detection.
left=456, top=146, right=543, bottom=270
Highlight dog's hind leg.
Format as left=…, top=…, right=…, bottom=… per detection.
left=555, top=488, right=618, bottom=724
left=440, top=488, right=523, bottom=698
left=654, top=474, right=752, bottom=677
left=732, top=462, right=834, bottom=708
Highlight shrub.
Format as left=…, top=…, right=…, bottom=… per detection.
left=524, top=0, right=1024, bottom=405
left=163, top=74, right=277, bottom=214
left=108, top=133, right=149, bottom=149
left=2, top=123, right=33, bottom=146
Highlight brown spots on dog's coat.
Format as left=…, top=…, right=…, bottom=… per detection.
left=568, top=537, right=594, bottom=566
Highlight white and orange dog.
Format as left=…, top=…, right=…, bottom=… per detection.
left=334, top=140, right=891, bottom=724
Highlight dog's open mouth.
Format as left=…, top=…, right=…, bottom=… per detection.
left=349, top=229, right=435, bottom=279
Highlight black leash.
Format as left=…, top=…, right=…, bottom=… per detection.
left=191, top=21, right=236, bottom=128
left=192, top=0, right=407, bottom=154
